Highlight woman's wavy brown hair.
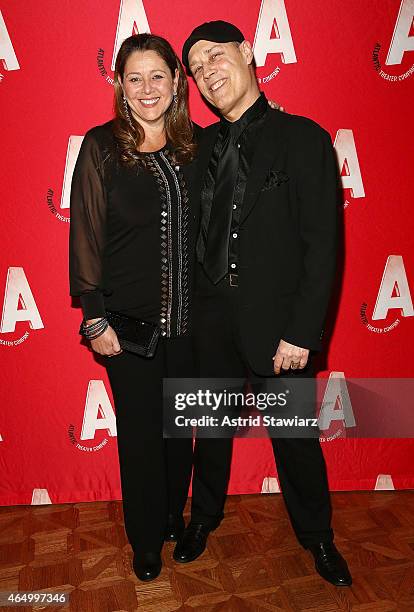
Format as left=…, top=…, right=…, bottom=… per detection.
left=113, top=33, right=196, bottom=166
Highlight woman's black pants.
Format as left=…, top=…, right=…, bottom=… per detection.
left=104, top=336, right=194, bottom=554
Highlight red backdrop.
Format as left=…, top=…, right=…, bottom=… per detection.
left=1, top=0, right=414, bottom=506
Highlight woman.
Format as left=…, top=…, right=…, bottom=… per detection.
left=69, top=33, right=198, bottom=582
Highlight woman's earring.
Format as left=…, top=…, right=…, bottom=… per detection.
left=122, top=94, right=134, bottom=128
left=172, top=91, right=178, bottom=120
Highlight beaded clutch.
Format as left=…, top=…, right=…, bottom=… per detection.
left=79, top=310, right=161, bottom=358
left=105, top=310, right=160, bottom=358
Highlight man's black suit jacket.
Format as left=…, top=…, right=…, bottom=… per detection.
left=192, top=108, right=339, bottom=376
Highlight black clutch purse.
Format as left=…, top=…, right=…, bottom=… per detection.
left=105, top=310, right=161, bottom=358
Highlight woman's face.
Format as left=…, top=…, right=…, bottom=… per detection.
left=120, top=50, right=179, bottom=128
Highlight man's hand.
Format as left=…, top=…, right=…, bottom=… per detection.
left=272, top=339, right=309, bottom=375
left=268, top=99, right=285, bottom=112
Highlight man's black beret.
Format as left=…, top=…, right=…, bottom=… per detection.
left=182, top=20, right=245, bottom=71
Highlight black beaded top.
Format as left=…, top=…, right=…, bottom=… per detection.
left=69, top=120, right=191, bottom=338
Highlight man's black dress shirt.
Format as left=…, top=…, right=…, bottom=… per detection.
left=197, top=92, right=269, bottom=281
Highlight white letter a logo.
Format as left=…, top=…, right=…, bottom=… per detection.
left=253, top=0, right=297, bottom=68
left=111, top=0, right=150, bottom=71
left=1, top=267, right=44, bottom=333
left=386, top=0, right=414, bottom=65
left=372, top=255, right=414, bottom=320
left=0, top=11, right=20, bottom=71
left=333, top=129, right=365, bottom=199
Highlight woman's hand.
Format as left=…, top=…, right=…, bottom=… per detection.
left=86, top=318, right=123, bottom=357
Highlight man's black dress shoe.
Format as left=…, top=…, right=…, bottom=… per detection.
left=173, top=522, right=218, bottom=563
left=132, top=551, right=162, bottom=582
left=164, top=514, right=185, bottom=542
left=308, top=542, right=352, bottom=586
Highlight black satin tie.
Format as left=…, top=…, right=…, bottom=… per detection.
left=202, top=122, right=239, bottom=284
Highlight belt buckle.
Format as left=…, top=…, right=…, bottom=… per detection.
left=229, top=273, right=239, bottom=287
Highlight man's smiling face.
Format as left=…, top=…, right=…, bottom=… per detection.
left=188, top=40, right=254, bottom=117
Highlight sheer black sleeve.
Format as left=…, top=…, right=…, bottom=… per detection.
left=69, top=129, right=107, bottom=320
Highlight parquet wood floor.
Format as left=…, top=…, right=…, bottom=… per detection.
left=1, top=491, right=413, bottom=611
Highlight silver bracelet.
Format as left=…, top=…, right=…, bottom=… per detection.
left=79, top=317, right=109, bottom=339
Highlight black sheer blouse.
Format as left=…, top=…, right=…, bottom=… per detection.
left=69, top=120, right=191, bottom=338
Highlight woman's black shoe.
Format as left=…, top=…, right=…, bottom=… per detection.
left=164, top=514, right=185, bottom=542
left=132, top=551, right=162, bottom=581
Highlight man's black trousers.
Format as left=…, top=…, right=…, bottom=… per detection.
left=191, top=267, right=334, bottom=548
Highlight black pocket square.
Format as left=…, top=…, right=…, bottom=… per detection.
left=262, top=170, right=289, bottom=191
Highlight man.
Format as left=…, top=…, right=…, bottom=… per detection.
left=173, top=20, right=351, bottom=587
